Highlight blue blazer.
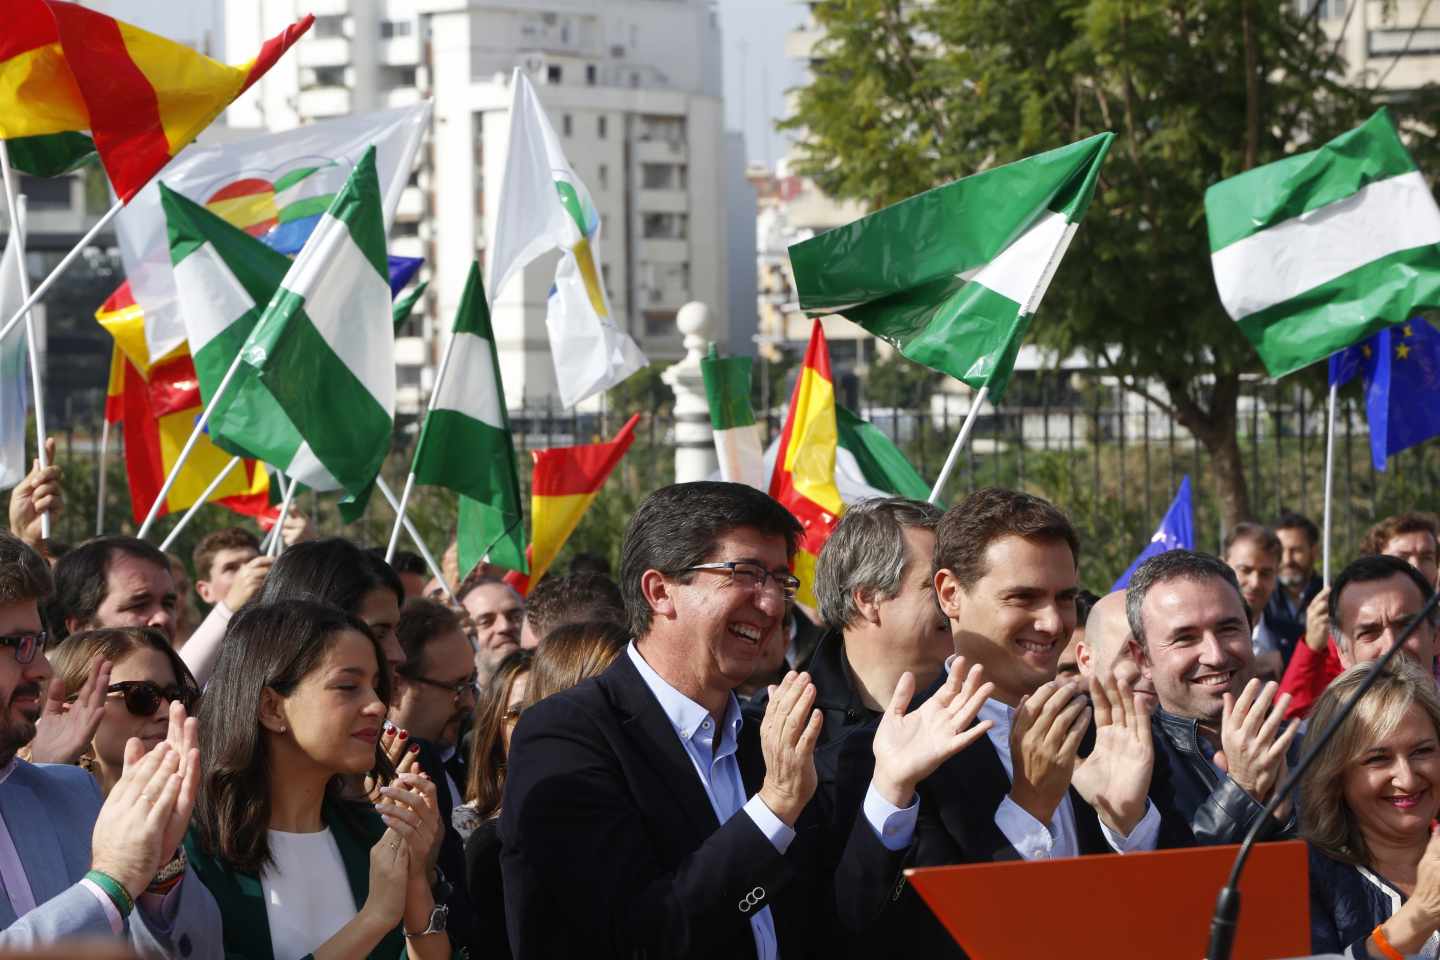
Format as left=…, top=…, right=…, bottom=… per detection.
left=1308, top=843, right=1440, bottom=957
left=0, top=758, right=222, bottom=958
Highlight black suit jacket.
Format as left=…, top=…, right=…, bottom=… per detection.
left=413, top=738, right=485, bottom=957
left=499, top=652, right=906, bottom=960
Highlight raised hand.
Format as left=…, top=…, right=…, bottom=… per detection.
left=29, top=656, right=110, bottom=764
left=89, top=739, right=185, bottom=896
left=757, top=671, right=823, bottom=827
left=1218, top=678, right=1297, bottom=803
left=373, top=771, right=442, bottom=881
left=280, top=510, right=318, bottom=547
left=1374, top=824, right=1440, bottom=954
left=157, top=699, right=201, bottom=857
left=1008, top=680, right=1090, bottom=826
left=223, top=555, right=274, bottom=612
left=871, top=658, right=994, bottom=807
left=9, top=438, right=61, bottom=552
left=1303, top=587, right=1331, bottom=654
left=1072, top=674, right=1154, bottom=836
left=360, top=827, right=411, bottom=930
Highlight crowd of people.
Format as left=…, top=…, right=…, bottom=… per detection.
left=0, top=450, right=1436, bottom=959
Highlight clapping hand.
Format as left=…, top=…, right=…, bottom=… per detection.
left=1008, top=681, right=1090, bottom=826
left=871, top=658, right=994, bottom=808
left=373, top=772, right=442, bottom=881
left=1072, top=674, right=1154, bottom=836
left=1216, top=678, right=1297, bottom=804
left=757, top=671, right=823, bottom=827
left=30, top=655, right=110, bottom=764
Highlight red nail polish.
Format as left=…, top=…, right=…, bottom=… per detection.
left=408, top=743, right=419, bottom=754
left=397, top=729, right=408, bottom=740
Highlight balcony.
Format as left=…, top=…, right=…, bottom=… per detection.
left=380, top=36, right=419, bottom=66
left=394, top=336, right=427, bottom=367
left=385, top=86, right=422, bottom=108
left=297, top=86, right=351, bottom=119
left=636, top=188, right=687, bottom=213
left=298, top=36, right=350, bottom=69
left=637, top=239, right=688, bottom=262
left=634, top=139, right=687, bottom=164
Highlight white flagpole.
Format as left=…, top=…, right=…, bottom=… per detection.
left=928, top=385, right=988, bottom=505
left=0, top=200, right=123, bottom=345
left=95, top=419, right=111, bottom=536
left=259, top=472, right=290, bottom=554
left=384, top=322, right=463, bottom=562
left=136, top=347, right=249, bottom=538
left=158, top=456, right=241, bottom=551
left=1322, top=381, right=1338, bottom=587
left=268, top=474, right=297, bottom=557
left=376, top=475, right=457, bottom=606
left=0, top=147, right=51, bottom=539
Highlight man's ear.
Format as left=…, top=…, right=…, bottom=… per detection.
left=853, top=586, right=882, bottom=627
left=258, top=687, right=288, bottom=734
left=1075, top=640, right=1094, bottom=676
left=64, top=615, right=83, bottom=638
left=195, top=580, right=215, bottom=605
left=640, top=569, right=678, bottom=623
left=934, top=568, right=963, bottom=621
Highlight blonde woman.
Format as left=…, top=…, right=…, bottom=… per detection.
left=1302, top=658, right=1440, bottom=958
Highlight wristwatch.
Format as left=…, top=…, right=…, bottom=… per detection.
left=404, top=903, right=449, bottom=939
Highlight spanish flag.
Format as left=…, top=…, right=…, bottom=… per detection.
left=503, top=414, right=640, bottom=596
left=0, top=2, right=312, bottom=201
left=768, top=321, right=845, bottom=608
left=96, top=285, right=270, bottom=524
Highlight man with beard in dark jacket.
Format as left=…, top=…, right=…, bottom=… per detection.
left=1130, top=549, right=1299, bottom=846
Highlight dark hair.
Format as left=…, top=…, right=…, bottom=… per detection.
left=619, top=482, right=803, bottom=639
left=569, top=551, right=612, bottom=578
left=463, top=648, right=532, bottom=819
left=813, top=497, right=943, bottom=631
left=1126, top=550, right=1247, bottom=647
left=50, top=626, right=199, bottom=711
left=1075, top=589, right=1101, bottom=628
left=0, top=531, right=53, bottom=607
left=192, top=600, right=392, bottom=873
left=1274, top=511, right=1320, bottom=547
left=934, top=488, right=1079, bottom=590
left=395, top=598, right=463, bottom=678
left=390, top=550, right=427, bottom=578
left=47, top=537, right=172, bottom=641
left=524, top=572, right=624, bottom=642
left=257, top=537, right=404, bottom=614
left=526, top=621, right=628, bottom=706
left=1222, top=522, right=1281, bottom=559
left=192, top=528, right=261, bottom=584
left=1361, top=512, right=1440, bottom=557
left=457, top=570, right=511, bottom=606
left=1328, top=554, right=1437, bottom=649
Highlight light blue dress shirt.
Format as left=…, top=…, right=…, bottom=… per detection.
left=626, top=643, right=917, bottom=960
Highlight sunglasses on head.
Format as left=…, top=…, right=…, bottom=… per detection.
left=106, top=681, right=197, bottom=718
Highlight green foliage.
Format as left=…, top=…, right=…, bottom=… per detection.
left=862, top=351, right=940, bottom=408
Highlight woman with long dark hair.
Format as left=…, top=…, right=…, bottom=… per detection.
left=185, top=600, right=450, bottom=960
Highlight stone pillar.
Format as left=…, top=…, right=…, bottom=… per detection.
left=662, top=302, right=719, bottom=484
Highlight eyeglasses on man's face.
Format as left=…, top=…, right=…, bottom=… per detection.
left=408, top=673, right=480, bottom=703
left=680, top=561, right=799, bottom=601
left=0, top=631, right=44, bottom=665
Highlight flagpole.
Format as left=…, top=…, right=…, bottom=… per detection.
left=95, top=420, right=111, bottom=536
left=384, top=324, right=463, bottom=562
left=258, top=471, right=288, bottom=554
left=268, top=473, right=297, bottom=558
left=928, top=385, right=988, bottom=505
left=136, top=347, right=250, bottom=539
left=156, top=456, right=241, bottom=551
left=0, top=200, right=124, bottom=346
left=376, top=475, right=458, bottom=605
left=1322, top=381, right=1338, bottom=587
left=0, top=148, right=51, bottom=540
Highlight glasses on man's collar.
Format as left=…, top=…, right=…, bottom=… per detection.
left=0, top=631, right=44, bottom=665
left=680, top=561, right=799, bottom=601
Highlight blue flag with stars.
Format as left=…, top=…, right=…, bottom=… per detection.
left=1112, top=475, right=1194, bottom=591
left=1357, top=319, right=1440, bottom=471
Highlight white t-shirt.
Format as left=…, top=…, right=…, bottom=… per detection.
left=262, top=827, right=357, bottom=960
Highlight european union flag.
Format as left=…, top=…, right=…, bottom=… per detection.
left=1112, top=475, right=1194, bottom=590
left=1363, top=318, right=1440, bottom=471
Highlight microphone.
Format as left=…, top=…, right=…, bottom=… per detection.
left=1206, top=583, right=1440, bottom=960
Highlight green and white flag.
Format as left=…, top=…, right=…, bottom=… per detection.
left=238, top=145, right=394, bottom=499
left=788, top=133, right=1113, bottom=401
left=412, top=262, right=527, bottom=574
left=160, top=183, right=343, bottom=490
left=834, top=406, right=929, bottom=501
left=393, top=280, right=428, bottom=333
left=700, top=346, right=766, bottom=490
left=1205, top=108, right=1440, bottom=377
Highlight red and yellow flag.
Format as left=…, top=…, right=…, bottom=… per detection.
left=503, top=414, right=640, bottom=596
left=96, top=284, right=270, bottom=524
left=768, top=321, right=845, bottom=607
left=0, top=2, right=312, bottom=201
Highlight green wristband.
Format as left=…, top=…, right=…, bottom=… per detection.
left=85, top=869, right=134, bottom=916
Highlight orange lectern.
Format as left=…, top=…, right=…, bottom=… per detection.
left=906, top=840, right=1309, bottom=960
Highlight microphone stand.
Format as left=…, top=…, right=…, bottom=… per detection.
left=1206, top=583, right=1440, bottom=960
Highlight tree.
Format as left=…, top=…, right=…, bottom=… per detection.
left=783, top=0, right=1438, bottom=527
left=863, top=350, right=939, bottom=409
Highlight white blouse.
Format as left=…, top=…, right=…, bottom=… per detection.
left=262, top=827, right=357, bottom=960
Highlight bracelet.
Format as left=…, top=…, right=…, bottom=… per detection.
left=85, top=869, right=134, bottom=916
left=148, top=847, right=187, bottom=892
left=1372, top=923, right=1405, bottom=960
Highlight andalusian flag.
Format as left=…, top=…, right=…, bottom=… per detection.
left=0, top=2, right=311, bottom=201
left=769, top=322, right=844, bottom=607
left=503, top=415, right=640, bottom=595
left=488, top=69, right=647, bottom=408
left=413, top=263, right=527, bottom=577
left=789, top=132, right=1113, bottom=401
left=159, top=183, right=342, bottom=491
left=393, top=281, right=428, bottom=333
left=237, top=146, right=394, bottom=499
left=701, top=346, right=766, bottom=490
left=94, top=287, right=270, bottom=523
left=0, top=223, right=28, bottom=489
left=1206, top=109, right=1440, bottom=377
